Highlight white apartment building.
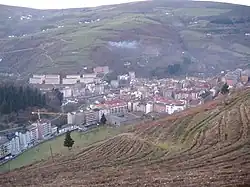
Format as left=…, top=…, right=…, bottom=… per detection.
left=44, top=77, right=60, bottom=85
left=33, top=74, right=45, bottom=79
left=62, top=78, right=78, bottom=85
left=29, top=77, right=43, bottom=84
left=82, top=73, right=96, bottom=78
left=66, top=75, right=81, bottom=79
left=165, top=104, right=186, bottom=114
left=10, top=134, right=21, bottom=155
left=129, top=72, right=136, bottom=80
left=62, top=87, right=73, bottom=98
left=67, top=112, right=76, bottom=125
left=145, top=103, right=153, bottom=114
left=27, top=124, right=39, bottom=142
left=45, top=74, right=60, bottom=79
left=80, top=77, right=95, bottom=84
left=18, top=131, right=32, bottom=150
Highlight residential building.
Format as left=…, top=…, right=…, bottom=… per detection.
left=51, top=125, right=58, bottom=134
left=174, top=90, right=199, bottom=100
left=134, top=102, right=147, bottom=113
left=45, top=74, right=60, bottom=79
left=66, top=75, right=81, bottom=79
left=27, top=124, right=38, bottom=143
left=105, top=100, right=128, bottom=114
left=27, top=121, right=52, bottom=141
left=62, top=87, right=73, bottom=98
left=9, top=133, right=21, bottom=155
left=163, top=89, right=174, bottom=99
left=129, top=72, right=136, bottom=80
left=241, top=75, right=249, bottom=84
left=95, top=84, right=105, bottom=94
left=18, top=131, right=32, bottom=150
left=38, top=121, right=52, bottom=139
left=33, top=74, right=45, bottom=79
left=166, top=104, right=185, bottom=114
left=153, top=103, right=166, bottom=113
left=62, top=78, right=78, bottom=85
left=80, top=77, right=95, bottom=84
left=226, top=79, right=237, bottom=88
left=97, top=100, right=128, bottom=119
left=106, top=115, right=126, bottom=126
left=0, top=136, right=11, bottom=159
left=44, top=78, right=60, bottom=85
left=153, top=97, right=186, bottom=114
left=82, top=73, right=96, bottom=78
left=145, top=103, right=153, bottom=114
left=94, top=66, right=109, bottom=74
left=75, top=112, right=85, bottom=125
left=110, top=80, right=119, bottom=88
left=29, top=77, right=43, bottom=84
left=67, top=112, right=76, bottom=125
left=84, top=110, right=99, bottom=125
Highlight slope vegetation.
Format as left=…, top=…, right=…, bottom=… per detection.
left=0, top=1, right=250, bottom=77
left=1, top=89, right=250, bottom=186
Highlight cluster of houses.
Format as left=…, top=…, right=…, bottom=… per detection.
left=221, top=68, right=250, bottom=88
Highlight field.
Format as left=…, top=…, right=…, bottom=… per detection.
left=173, top=8, right=230, bottom=17
left=0, top=126, right=126, bottom=172
left=1, top=89, right=250, bottom=186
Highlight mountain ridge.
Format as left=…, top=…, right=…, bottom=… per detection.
left=0, top=0, right=250, bottom=78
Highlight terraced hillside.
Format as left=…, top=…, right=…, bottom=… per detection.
left=0, top=1, right=250, bottom=77
left=1, top=89, right=250, bottom=186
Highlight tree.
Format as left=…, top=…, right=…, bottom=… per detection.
left=100, top=113, right=107, bottom=125
left=0, top=84, right=47, bottom=115
left=53, top=89, right=63, bottom=106
left=221, top=83, right=229, bottom=95
left=64, top=131, right=75, bottom=150
left=200, top=91, right=211, bottom=99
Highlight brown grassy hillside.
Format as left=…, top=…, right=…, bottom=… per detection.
left=1, top=89, right=250, bottom=186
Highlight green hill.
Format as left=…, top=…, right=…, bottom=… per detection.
left=0, top=1, right=250, bottom=78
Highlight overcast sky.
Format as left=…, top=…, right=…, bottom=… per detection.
left=0, top=0, right=249, bottom=9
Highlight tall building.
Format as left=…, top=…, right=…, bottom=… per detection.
left=84, top=110, right=99, bottom=125
left=0, top=136, right=11, bottom=159
left=27, top=124, right=38, bottom=143
left=129, top=72, right=136, bottom=80
left=28, top=121, right=52, bottom=141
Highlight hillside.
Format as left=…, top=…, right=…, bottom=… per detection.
left=0, top=1, right=250, bottom=78
left=1, top=89, right=250, bottom=186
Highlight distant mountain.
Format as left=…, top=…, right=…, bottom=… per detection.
left=0, top=0, right=250, bottom=78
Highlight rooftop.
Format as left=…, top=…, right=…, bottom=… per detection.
left=0, top=136, right=9, bottom=145
left=154, top=97, right=185, bottom=106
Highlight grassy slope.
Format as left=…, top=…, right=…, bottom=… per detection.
left=0, top=126, right=128, bottom=172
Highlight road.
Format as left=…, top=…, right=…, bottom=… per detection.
left=0, top=48, right=35, bottom=54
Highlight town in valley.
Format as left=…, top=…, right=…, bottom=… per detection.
left=0, top=65, right=249, bottom=162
